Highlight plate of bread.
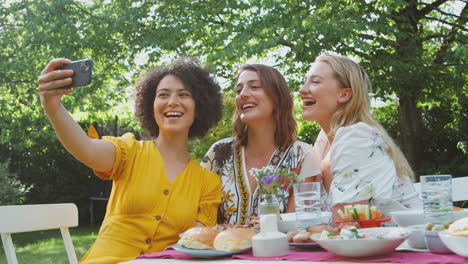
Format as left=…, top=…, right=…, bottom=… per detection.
left=175, top=227, right=255, bottom=258
left=287, top=224, right=332, bottom=248
left=172, top=244, right=249, bottom=258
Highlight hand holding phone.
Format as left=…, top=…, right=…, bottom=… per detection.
left=56, top=59, right=93, bottom=89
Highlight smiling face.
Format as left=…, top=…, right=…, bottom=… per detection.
left=235, top=69, right=275, bottom=126
left=153, top=74, right=195, bottom=136
left=299, top=61, right=351, bottom=131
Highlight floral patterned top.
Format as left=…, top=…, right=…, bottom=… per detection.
left=315, top=122, right=422, bottom=219
left=201, top=138, right=321, bottom=225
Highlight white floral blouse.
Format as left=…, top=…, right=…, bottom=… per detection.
left=201, top=138, right=321, bottom=225
left=315, top=122, right=422, bottom=219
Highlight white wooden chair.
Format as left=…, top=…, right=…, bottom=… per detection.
left=414, top=176, right=468, bottom=202
left=0, top=203, right=78, bottom=264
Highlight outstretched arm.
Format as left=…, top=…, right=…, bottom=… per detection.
left=37, top=58, right=115, bottom=172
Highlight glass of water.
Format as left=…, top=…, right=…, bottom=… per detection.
left=421, top=175, right=453, bottom=225
left=293, top=182, right=321, bottom=231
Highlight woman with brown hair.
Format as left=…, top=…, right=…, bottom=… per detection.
left=37, top=58, right=223, bottom=263
left=201, top=64, right=321, bottom=225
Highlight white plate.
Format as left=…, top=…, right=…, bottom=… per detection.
left=312, top=227, right=409, bottom=258
left=279, top=212, right=331, bottom=232
left=395, top=239, right=429, bottom=253
left=171, top=244, right=250, bottom=258
left=390, top=209, right=468, bottom=227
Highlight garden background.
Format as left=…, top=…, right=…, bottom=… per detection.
left=0, top=1, right=467, bottom=260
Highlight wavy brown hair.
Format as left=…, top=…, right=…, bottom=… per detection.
left=232, top=64, right=296, bottom=148
left=134, top=58, right=223, bottom=138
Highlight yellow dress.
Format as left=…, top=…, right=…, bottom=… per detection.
left=79, top=133, right=221, bottom=264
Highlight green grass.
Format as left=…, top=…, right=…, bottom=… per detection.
left=0, top=225, right=99, bottom=264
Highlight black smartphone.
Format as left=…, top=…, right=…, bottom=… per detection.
left=56, top=59, right=93, bottom=89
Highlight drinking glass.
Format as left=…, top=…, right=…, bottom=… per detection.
left=293, top=182, right=321, bottom=231
left=421, top=175, right=453, bottom=225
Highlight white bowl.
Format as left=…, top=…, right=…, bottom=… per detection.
left=406, top=225, right=427, bottom=249
left=390, top=209, right=468, bottom=227
left=424, top=230, right=453, bottom=254
left=279, top=212, right=331, bottom=232
left=312, top=227, right=409, bottom=258
left=439, top=231, right=468, bottom=257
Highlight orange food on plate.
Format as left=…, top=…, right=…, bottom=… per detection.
left=338, top=205, right=383, bottom=221
left=287, top=231, right=299, bottom=243
left=306, top=224, right=333, bottom=234
left=291, top=231, right=314, bottom=243
left=336, top=217, right=391, bottom=228
left=371, top=209, right=383, bottom=219
left=336, top=205, right=390, bottom=228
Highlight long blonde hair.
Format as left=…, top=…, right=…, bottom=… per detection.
left=316, top=54, right=414, bottom=181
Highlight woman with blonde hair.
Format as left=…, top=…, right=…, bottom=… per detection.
left=202, top=64, right=322, bottom=225
left=299, top=53, right=421, bottom=221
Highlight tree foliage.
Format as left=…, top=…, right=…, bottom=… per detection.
left=138, top=0, right=467, bottom=174
left=0, top=160, right=30, bottom=205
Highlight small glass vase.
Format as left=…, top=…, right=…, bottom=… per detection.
left=259, top=193, right=280, bottom=214
left=259, top=193, right=281, bottom=227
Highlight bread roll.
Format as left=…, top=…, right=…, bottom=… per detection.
left=213, top=228, right=256, bottom=251
left=178, top=227, right=220, bottom=249
left=292, top=231, right=314, bottom=243
left=287, top=231, right=300, bottom=243
left=306, top=224, right=332, bottom=234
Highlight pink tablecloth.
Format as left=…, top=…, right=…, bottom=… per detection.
left=137, top=249, right=466, bottom=264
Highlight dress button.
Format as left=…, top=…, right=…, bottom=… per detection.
left=155, top=215, right=162, bottom=221
left=163, top=189, right=169, bottom=195
left=145, top=238, right=151, bottom=244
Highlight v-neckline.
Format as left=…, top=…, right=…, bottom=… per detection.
left=165, top=159, right=192, bottom=185
left=316, top=130, right=331, bottom=161
left=153, top=142, right=192, bottom=185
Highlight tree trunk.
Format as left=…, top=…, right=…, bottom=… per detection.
left=113, top=115, right=118, bottom=136
left=392, top=0, right=425, bottom=175
left=397, top=93, right=423, bottom=174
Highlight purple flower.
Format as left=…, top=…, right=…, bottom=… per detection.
left=261, top=175, right=279, bottom=187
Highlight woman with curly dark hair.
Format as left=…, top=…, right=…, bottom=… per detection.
left=37, top=58, right=223, bottom=263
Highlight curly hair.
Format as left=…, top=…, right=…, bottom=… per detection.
left=134, top=58, right=223, bottom=138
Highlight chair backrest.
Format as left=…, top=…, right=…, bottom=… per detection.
left=0, top=203, right=78, bottom=264
left=413, top=176, right=468, bottom=202
left=452, top=176, right=468, bottom=202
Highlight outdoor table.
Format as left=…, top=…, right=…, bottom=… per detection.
left=119, top=242, right=468, bottom=264
left=121, top=260, right=385, bottom=264
left=120, top=254, right=468, bottom=264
